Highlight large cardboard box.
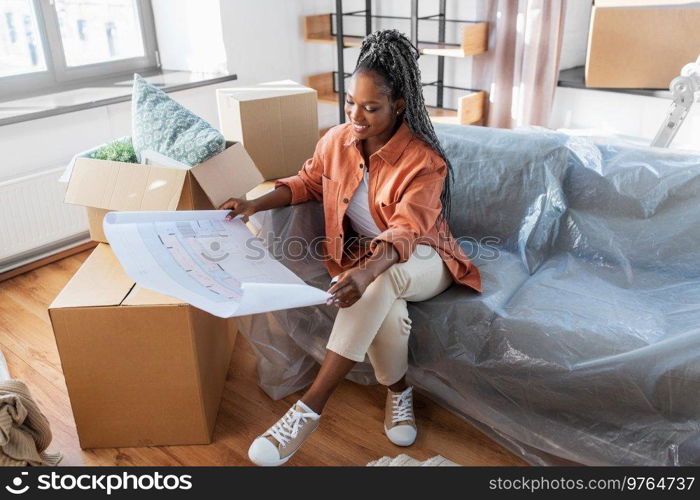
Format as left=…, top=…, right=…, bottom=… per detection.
left=586, top=0, right=700, bottom=89
left=217, top=80, right=319, bottom=180
left=48, top=244, right=237, bottom=449
left=64, top=141, right=264, bottom=243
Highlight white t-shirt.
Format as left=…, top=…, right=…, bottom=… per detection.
left=345, top=168, right=381, bottom=238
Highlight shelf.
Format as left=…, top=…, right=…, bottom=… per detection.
left=307, top=72, right=341, bottom=105
left=304, top=14, right=364, bottom=48
left=306, top=35, right=365, bottom=48
left=307, top=73, right=485, bottom=125
left=558, top=66, right=672, bottom=99
left=429, top=91, right=486, bottom=125
left=419, top=23, right=489, bottom=57
left=427, top=106, right=459, bottom=124
left=303, top=14, right=488, bottom=58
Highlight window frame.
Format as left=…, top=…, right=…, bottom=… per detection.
left=1, top=0, right=159, bottom=100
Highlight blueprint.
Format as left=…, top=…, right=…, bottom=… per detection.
left=103, top=210, right=331, bottom=318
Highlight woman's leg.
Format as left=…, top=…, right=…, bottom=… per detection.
left=328, top=245, right=453, bottom=384
left=248, top=245, right=452, bottom=464
left=366, top=298, right=412, bottom=387
left=367, top=249, right=453, bottom=386
left=358, top=245, right=453, bottom=446
left=300, top=350, right=356, bottom=414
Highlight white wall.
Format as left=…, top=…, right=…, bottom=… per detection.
left=219, top=0, right=332, bottom=84
left=550, top=86, right=700, bottom=150
left=151, top=0, right=228, bottom=73
left=559, top=0, right=592, bottom=70
left=218, top=0, right=336, bottom=127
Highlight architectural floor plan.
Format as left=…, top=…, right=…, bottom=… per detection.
left=104, top=210, right=330, bottom=318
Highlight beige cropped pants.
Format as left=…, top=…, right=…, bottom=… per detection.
left=326, top=244, right=453, bottom=386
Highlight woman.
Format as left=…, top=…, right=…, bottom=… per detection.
left=219, top=29, right=482, bottom=466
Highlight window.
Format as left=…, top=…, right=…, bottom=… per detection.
left=0, top=0, right=46, bottom=78
left=0, top=0, right=158, bottom=100
left=55, top=0, right=145, bottom=67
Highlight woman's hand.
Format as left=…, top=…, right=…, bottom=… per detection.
left=327, top=267, right=376, bottom=308
left=218, top=197, right=258, bottom=220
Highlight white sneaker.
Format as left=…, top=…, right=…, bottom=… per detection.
left=384, top=386, right=417, bottom=446
left=248, top=400, right=321, bottom=466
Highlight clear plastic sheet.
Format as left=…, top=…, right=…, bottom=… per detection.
left=236, top=124, right=700, bottom=466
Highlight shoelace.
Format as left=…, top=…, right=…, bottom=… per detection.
left=268, top=407, right=316, bottom=448
left=391, top=388, right=414, bottom=424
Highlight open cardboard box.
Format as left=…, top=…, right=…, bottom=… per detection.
left=586, top=0, right=700, bottom=89
left=64, top=141, right=264, bottom=243
left=217, top=80, right=319, bottom=180
left=48, top=243, right=237, bottom=448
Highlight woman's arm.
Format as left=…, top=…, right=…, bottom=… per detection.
left=219, top=185, right=292, bottom=220
left=328, top=159, right=447, bottom=308
left=252, top=185, right=293, bottom=211
left=327, top=240, right=399, bottom=307
left=360, top=240, right=401, bottom=280
left=220, top=130, right=332, bottom=218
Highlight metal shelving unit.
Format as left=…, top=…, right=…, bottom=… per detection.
left=312, top=0, right=488, bottom=124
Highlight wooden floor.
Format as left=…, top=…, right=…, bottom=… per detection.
left=0, top=249, right=528, bottom=466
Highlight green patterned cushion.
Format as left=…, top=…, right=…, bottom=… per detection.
left=131, top=73, right=225, bottom=166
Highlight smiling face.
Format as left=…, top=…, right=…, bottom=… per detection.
left=345, top=69, right=405, bottom=142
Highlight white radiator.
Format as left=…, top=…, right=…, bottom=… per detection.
left=0, top=166, right=88, bottom=273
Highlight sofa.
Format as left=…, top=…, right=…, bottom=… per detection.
left=237, top=123, right=700, bottom=466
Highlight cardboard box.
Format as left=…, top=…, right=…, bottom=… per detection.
left=217, top=80, right=319, bottom=180
left=48, top=243, right=237, bottom=449
left=586, top=1, right=700, bottom=88
left=245, top=180, right=277, bottom=201
left=64, top=141, right=264, bottom=243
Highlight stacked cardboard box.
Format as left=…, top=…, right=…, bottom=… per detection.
left=217, top=80, right=319, bottom=180
left=49, top=244, right=237, bottom=448
left=586, top=0, right=700, bottom=89
left=50, top=81, right=320, bottom=449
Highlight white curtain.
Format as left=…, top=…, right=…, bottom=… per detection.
left=471, top=0, right=568, bottom=128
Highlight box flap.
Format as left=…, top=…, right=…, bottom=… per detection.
left=49, top=243, right=134, bottom=309
left=122, top=285, right=187, bottom=306
left=190, top=142, right=264, bottom=208
left=65, top=158, right=187, bottom=211
left=217, top=80, right=315, bottom=102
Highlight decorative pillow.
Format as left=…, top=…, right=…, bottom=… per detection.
left=131, top=74, right=226, bottom=166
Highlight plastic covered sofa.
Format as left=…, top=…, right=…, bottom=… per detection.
left=237, top=123, right=700, bottom=466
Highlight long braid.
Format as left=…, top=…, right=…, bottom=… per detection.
left=354, top=29, right=453, bottom=222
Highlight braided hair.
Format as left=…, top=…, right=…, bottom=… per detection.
left=354, top=29, right=453, bottom=222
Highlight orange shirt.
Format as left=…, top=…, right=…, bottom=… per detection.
left=275, top=121, right=482, bottom=293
